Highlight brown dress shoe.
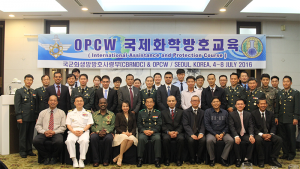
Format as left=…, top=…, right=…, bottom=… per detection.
left=103, top=162, right=109, bottom=166
left=93, top=163, right=99, bottom=167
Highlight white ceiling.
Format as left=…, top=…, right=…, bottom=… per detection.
left=0, top=0, right=300, bottom=21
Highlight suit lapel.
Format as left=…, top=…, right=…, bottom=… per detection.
left=161, top=85, right=168, bottom=96
left=235, top=111, right=242, bottom=127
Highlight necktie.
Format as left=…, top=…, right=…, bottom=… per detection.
left=171, top=109, right=174, bottom=121
left=211, top=88, right=214, bottom=97
left=104, top=89, right=108, bottom=99
left=180, top=82, right=183, bottom=91
left=57, top=86, right=61, bottom=98
left=75, top=82, right=77, bottom=87
left=250, top=91, right=252, bottom=96
left=167, top=86, right=170, bottom=96
left=81, top=88, right=84, bottom=94
left=129, top=87, right=134, bottom=109
left=71, top=86, right=74, bottom=89
left=192, top=110, right=197, bottom=134
left=148, top=90, right=151, bottom=96
left=48, top=110, right=54, bottom=130
left=240, top=112, right=245, bottom=136
left=148, top=110, right=151, bottom=115
left=262, top=113, right=268, bottom=133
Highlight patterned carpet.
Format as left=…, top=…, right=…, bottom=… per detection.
left=0, top=150, right=299, bottom=169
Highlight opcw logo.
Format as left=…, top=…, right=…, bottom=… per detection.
left=40, top=35, right=71, bottom=59
left=241, top=37, right=263, bottom=58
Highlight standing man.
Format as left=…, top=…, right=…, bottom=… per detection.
left=65, top=96, right=94, bottom=168
left=153, top=73, right=162, bottom=90
left=204, top=96, right=234, bottom=167
left=252, top=99, right=282, bottom=168
left=113, top=77, right=122, bottom=91
left=275, top=76, right=299, bottom=160
left=219, top=75, right=228, bottom=89
left=36, top=75, right=50, bottom=113
left=225, top=73, right=246, bottom=113
left=66, top=74, right=76, bottom=96
left=14, top=74, right=38, bottom=158
left=182, top=95, right=206, bottom=165
left=245, top=77, right=266, bottom=112
left=271, top=76, right=281, bottom=92
left=94, top=75, right=118, bottom=114
left=229, top=99, right=255, bottom=167
left=140, top=76, right=157, bottom=110
left=157, top=71, right=181, bottom=111
left=71, top=74, right=95, bottom=111
left=240, top=71, right=249, bottom=91
left=161, top=96, right=184, bottom=166
left=137, top=98, right=161, bottom=168
left=33, top=95, right=66, bottom=165
left=195, top=75, right=205, bottom=92
left=257, top=73, right=277, bottom=112
left=173, top=69, right=188, bottom=93
left=72, top=68, right=80, bottom=87
left=181, top=76, right=202, bottom=110
left=44, top=72, right=70, bottom=114
left=118, top=74, right=141, bottom=116
left=201, top=73, right=227, bottom=110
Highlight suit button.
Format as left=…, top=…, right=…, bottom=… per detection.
left=149, top=123, right=151, bottom=124
left=149, top=127, right=151, bottom=128
left=284, top=112, right=285, bottom=113
left=249, top=101, right=250, bottom=102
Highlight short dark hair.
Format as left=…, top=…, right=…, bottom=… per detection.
left=101, top=75, right=110, bottom=81
left=126, top=74, right=134, bottom=79
left=271, top=76, right=279, bottom=81
left=211, top=96, right=220, bottom=102
left=191, top=95, right=200, bottom=101
left=153, top=73, right=162, bottom=78
left=240, top=71, right=248, bottom=76
left=176, top=69, right=185, bottom=74
left=207, top=73, right=215, bottom=78
left=24, top=74, right=34, bottom=80
left=230, top=73, right=239, bottom=78
left=134, top=78, right=141, bottom=83
left=248, top=77, right=257, bottom=83
left=53, top=72, right=62, bottom=77
left=258, top=98, right=267, bottom=104
left=93, top=75, right=101, bottom=81
left=145, top=97, right=154, bottom=102
left=145, top=76, right=154, bottom=81
left=74, top=95, right=83, bottom=101
left=79, top=74, right=88, bottom=80
left=196, top=75, right=205, bottom=81
left=164, top=71, right=173, bottom=77
left=41, top=74, right=49, bottom=80
left=72, top=68, right=80, bottom=74
left=67, top=74, right=76, bottom=79
left=186, top=76, right=195, bottom=81
left=113, top=76, right=122, bottom=83
left=121, top=101, right=131, bottom=110
left=235, top=98, right=245, bottom=104
left=219, top=75, right=227, bottom=80
left=283, top=75, right=292, bottom=82
left=260, top=73, right=270, bottom=80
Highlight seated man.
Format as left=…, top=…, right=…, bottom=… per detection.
left=33, top=95, right=66, bottom=165
left=229, top=99, right=255, bottom=167
left=90, top=98, right=115, bottom=167
left=137, top=97, right=162, bottom=168
left=204, top=96, right=234, bottom=167
left=182, top=95, right=206, bottom=164
left=65, top=96, right=94, bottom=168
left=161, top=96, right=184, bottom=166
left=252, top=99, right=282, bottom=168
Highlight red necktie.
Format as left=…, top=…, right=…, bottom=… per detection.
left=57, top=86, right=61, bottom=98
left=129, top=87, right=133, bottom=109
left=171, top=109, right=174, bottom=121
left=48, top=110, right=54, bottom=130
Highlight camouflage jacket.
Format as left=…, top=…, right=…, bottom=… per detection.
left=257, top=86, right=277, bottom=112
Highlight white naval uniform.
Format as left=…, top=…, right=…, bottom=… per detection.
left=65, top=108, right=94, bottom=160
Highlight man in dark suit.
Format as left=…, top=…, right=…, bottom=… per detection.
left=118, top=74, right=141, bottom=117
left=161, top=96, right=184, bottom=166
left=94, top=75, right=118, bottom=113
left=201, top=73, right=227, bottom=110
left=157, top=71, right=181, bottom=111
left=229, top=99, right=255, bottom=167
left=253, top=99, right=282, bottom=168
left=182, top=95, right=206, bottom=165
left=140, top=76, right=157, bottom=110
left=44, top=72, right=70, bottom=114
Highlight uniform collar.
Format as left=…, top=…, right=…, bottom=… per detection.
left=74, top=108, right=85, bottom=113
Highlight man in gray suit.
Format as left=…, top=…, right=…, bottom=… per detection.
left=118, top=74, right=141, bottom=117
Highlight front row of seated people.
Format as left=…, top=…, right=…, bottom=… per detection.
left=33, top=94, right=282, bottom=168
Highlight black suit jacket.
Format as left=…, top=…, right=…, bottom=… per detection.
left=229, top=110, right=254, bottom=137
left=201, top=85, right=227, bottom=110
left=182, top=107, right=205, bottom=137
left=161, top=108, right=183, bottom=134
left=44, top=84, right=70, bottom=114
left=117, top=85, right=141, bottom=113
left=251, top=109, right=276, bottom=135
left=94, top=87, right=118, bottom=113
left=115, top=112, right=136, bottom=136
left=157, top=85, right=181, bottom=111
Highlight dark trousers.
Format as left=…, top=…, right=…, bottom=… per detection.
left=255, top=135, right=282, bottom=160
left=17, top=121, right=35, bottom=156
left=278, top=123, right=296, bottom=158
left=186, top=135, right=206, bottom=160
left=33, top=133, right=63, bottom=159
left=162, top=133, right=184, bottom=160
left=90, top=133, right=113, bottom=163
left=137, top=133, right=161, bottom=159
left=233, top=134, right=254, bottom=160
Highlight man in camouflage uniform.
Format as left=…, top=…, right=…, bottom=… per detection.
left=258, top=74, right=277, bottom=112
left=245, top=77, right=266, bottom=112
left=35, top=75, right=50, bottom=113
left=140, top=76, right=157, bottom=110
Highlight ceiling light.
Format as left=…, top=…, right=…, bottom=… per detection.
left=97, top=0, right=210, bottom=12
left=9, top=14, right=15, bottom=17
left=220, top=8, right=226, bottom=12
left=82, top=7, right=88, bottom=11
left=241, top=0, right=300, bottom=14
left=0, top=0, right=67, bottom=12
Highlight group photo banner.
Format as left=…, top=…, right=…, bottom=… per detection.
left=38, top=34, right=266, bottom=69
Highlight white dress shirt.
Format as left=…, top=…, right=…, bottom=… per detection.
left=181, top=89, right=202, bottom=110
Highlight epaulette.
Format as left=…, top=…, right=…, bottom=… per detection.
left=68, top=109, right=74, bottom=112
left=87, top=110, right=91, bottom=113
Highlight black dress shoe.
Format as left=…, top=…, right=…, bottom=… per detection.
left=155, top=160, right=160, bottom=168
left=27, top=152, right=36, bottom=156
left=287, top=156, right=295, bottom=160
left=44, top=158, right=50, bottom=165
left=164, top=159, right=170, bottom=166
left=190, top=159, right=195, bottom=164
left=220, top=158, right=229, bottom=167
left=279, top=155, right=288, bottom=159
left=50, top=158, right=57, bottom=165
left=236, top=159, right=242, bottom=167
left=176, top=160, right=182, bottom=166
left=137, top=159, right=142, bottom=167
left=258, top=160, right=264, bottom=168
left=20, top=154, right=27, bottom=158
left=269, top=158, right=282, bottom=168
left=196, top=158, right=202, bottom=164
left=210, top=160, right=215, bottom=167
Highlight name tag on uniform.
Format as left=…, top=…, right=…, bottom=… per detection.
left=152, top=116, right=158, bottom=118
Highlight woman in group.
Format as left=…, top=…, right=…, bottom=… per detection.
left=113, top=101, right=138, bottom=166
left=133, top=78, right=142, bottom=90
left=92, top=75, right=101, bottom=91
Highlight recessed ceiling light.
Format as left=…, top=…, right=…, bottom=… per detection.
left=220, top=8, right=226, bottom=12
left=97, top=0, right=211, bottom=12
left=9, top=14, right=15, bottom=17
left=82, top=7, right=88, bottom=11
left=241, top=0, right=300, bottom=14
left=0, top=0, right=67, bottom=12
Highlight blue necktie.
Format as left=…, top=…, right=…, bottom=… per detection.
left=104, top=89, right=108, bottom=99
left=167, top=86, right=170, bottom=96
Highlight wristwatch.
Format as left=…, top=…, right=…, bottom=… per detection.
left=82, top=130, right=85, bottom=133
